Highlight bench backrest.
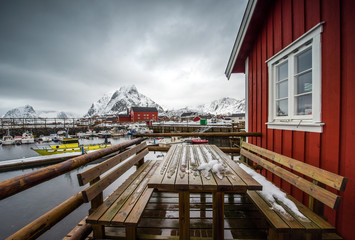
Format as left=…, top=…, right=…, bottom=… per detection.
left=77, top=142, right=148, bottom=203
left=241, top=141, right=348, bottom=210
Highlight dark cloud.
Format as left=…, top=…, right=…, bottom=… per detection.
left=0, top=0, right=247, bottom=116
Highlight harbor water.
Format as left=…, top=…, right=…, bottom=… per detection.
left=0, top=136, right=165, bottom=239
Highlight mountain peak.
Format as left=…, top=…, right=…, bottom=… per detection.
left=85, top=85, right=163, bottom=117
left=3, top=105, right=78, bottom=118
left=119, top=85, right=137, bottom=93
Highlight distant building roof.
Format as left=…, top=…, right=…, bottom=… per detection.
left=131, top=107, right=158, bottom=112
left=119, top=114, right=130, bottom=118
left=231, top=113, right=245, bottom=117
left=181, top=112, right=197, bottom=117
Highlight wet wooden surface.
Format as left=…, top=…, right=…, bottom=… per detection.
left=148, top=145, right=262, bottom=192
left=96, top=191, right=268, bottom=240
left=148, top=145, right=263, bottom=240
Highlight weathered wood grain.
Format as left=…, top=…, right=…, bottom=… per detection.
left=241, top=149, right=341, bottom=210
left=242, top=142, right=348, bottom=191
left=82, top=148, right=149, bottom=202
left=77, top=142, right=147, bottom=186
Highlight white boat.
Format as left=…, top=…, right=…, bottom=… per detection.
left=2, top=135, right=15, bottom=145
left=49, top=133, right=60, bottom=142
left=158, top=137, right=184, bottom=147
left=14, top=136, right=22, bottom=145
left=39, top=135, right=52, bottom=142
left=136, top=127, right=153, bottom=134
left=76, top=132, right=86, bottom=138
left=21, top=132, right=35, bottom=144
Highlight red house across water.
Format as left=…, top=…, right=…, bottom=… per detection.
left=130, top=107, right=158, bottom=122
left=226, top=0, right=354, bottom=239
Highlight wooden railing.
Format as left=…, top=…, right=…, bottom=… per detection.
left=0, top=132, right=261, bottom=239
left=0, top=117, right=121, bottom=129
left=0, top=138, right=144, bottom=240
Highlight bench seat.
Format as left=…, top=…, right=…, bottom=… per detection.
left=240, top=141, right=347, bottom=240
left=86, top=160, right=159, bottom=239
left=248, top=190, right=336, bottom=239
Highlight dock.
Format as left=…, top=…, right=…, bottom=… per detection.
left=0, top=134, right=270, bottom=239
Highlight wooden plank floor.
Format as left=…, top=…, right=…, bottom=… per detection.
left=88, top=191, right=268, bottom=239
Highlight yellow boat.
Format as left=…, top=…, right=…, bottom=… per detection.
left=32, top=138, right=112, bottom=155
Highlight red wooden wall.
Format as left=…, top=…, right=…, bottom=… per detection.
left=130, top=110, right=158, bottom=122
left=245, top=0, right=355, bottom=238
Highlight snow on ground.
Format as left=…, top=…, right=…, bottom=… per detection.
left=235, top=156, right=310, bottom=222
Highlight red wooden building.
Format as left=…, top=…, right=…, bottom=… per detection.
left=118, top=114, right=131, bottom=122
left=130, top=107, right=158, bottom=122
left=226, top=0, right=354, bottom=238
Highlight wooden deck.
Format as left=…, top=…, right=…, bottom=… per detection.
left=86, top=191, right=268, bottom=239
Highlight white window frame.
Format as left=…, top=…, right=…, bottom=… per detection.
left=266, top=23, right=324, bottom=133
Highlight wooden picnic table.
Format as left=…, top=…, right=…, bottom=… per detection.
left=148, top=144, right=262, bottom=240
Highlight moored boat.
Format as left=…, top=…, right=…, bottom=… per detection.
left=21, top=131, right=35, bottom=144
left=14, top=136, right=22, bottom=145
left=31, top=138, right=112, bottom=155
left=2, top=135, right=15, bottom=145
left=191, top=138, right=209, bottom=144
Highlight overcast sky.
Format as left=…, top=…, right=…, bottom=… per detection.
left=0, top=0, right=247, bottom=117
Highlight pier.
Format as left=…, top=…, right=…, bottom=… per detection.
left=0, top=133, right=346, bottom=239
left=0, top=134, right=267, bottom=239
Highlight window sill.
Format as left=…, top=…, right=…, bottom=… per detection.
left=266, top=121, right=324, bottom=133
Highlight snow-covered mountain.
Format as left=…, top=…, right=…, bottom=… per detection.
left=85, top=85, right=164, bottom=117
left=197, top=97, right=245, bottom=115
left=2, top=105, right=78, bottom=118
left=37, top=110, right=78, bottom=119
left=163, top=98, right=245, bottom=117
left=2, top=105, right=37, bottom=118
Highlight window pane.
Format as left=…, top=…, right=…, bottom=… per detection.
left=276, top=99, right=288, bottom=116
left=297, top=71, right=312, bottom=94
left=277, top=81, right=288, bottom=99
left=277, top=61, right=288, bottom=81
left=297, top=48, right=312, bottom=73
left=297, top=94, right=312, bottom=115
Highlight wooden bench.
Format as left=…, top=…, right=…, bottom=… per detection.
left=77, top=142, right=159, bottom=239
left=240, top=141, right=348, bottom=240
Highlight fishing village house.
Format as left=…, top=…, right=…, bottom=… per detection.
left=130, top=107, right=158, bottom=122
left=225, top=0, right=354, bottom=239
left=118, top=114, right=131, bottom=122
left=180, top=112, right=198, bottom=122
left=231, top=113, right=245, bottom=123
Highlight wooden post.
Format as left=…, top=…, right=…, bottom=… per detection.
left=126, top=224, right=137, bottom=240
left=240, top=137, right=246, bottom=163
left=268, top=228, right=284, bottom=240
left=179, top=191, right=190, bottom=240
left=89, top=177, right=103, bottom=214
left=89, top=176, right=105, bottom=238
left=213, top=192, right=224, bottom=240
left=309, top=180, right=325, bottom=216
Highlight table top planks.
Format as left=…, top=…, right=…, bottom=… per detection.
left=148, top=144, right=262, bottom=193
